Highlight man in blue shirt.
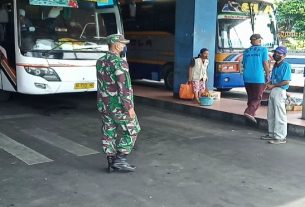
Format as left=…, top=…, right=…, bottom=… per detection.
left=261, top=46, right=291, bottom=144
left=242, top=34, right=270, bottom=123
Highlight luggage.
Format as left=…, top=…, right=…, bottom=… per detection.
left=179, top=82, right=194, bottom=100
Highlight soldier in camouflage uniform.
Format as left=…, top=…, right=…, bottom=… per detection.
left=96, top=34, right=141, bottom=172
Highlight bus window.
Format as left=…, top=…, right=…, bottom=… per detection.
left=100, top=13, right=117, bottom=36
left=80, top=23, right=96, bottom=39
left=19, top=8, right=36, bottom=50
left=129, top=0, right=136, bottom=18
left=0, top=1, right=15, bottom=66
left=134, top=2, right=154, bottom=31
left=218, top=18, right=253, bottom=49
left=0, top=6, right=8, bottom=42
left=154, top=1, right=175, bottom=34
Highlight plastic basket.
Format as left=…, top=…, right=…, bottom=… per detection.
left=199, top=97, right=214, bottom=106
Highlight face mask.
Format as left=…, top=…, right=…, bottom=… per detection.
left=273, top=54, right=282, bottom=62
left=120, top=46, right=127, bottom=57
left=273, top=54, right=284, bottom=62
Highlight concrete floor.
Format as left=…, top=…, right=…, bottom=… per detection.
left=1, top=93, right=305, bottom=207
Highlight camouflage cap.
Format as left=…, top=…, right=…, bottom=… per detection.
left=106, top=34, right=130, bottom=44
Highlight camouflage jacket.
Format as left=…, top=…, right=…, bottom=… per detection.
left=96, top=51, right=134, bottom=114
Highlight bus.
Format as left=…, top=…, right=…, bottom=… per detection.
left=0, top=0, right=123, bottom=100
left=119, top=0, right=278, bottom=90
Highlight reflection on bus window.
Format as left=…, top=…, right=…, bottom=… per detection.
left=218, top=12, right=275, bottom=49
left=100, top=13, right=117, bottom=36
left=0, top=5, right=8, bottom=42
left=19, top=8, right=36, bottom=50
left=129, top=0, right=136, bottom=17
left=16, top=2, right=119, bottom=59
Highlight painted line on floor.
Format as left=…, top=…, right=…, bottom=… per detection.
left=0, top=132, right=53, bottom=165
left=0, top=114, right=38, bottom=120
left=278, top=197, right=305, bottom=207
left=22, top=128, right=99, bottom=156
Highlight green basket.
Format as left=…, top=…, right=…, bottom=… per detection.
left=199, top=97, right=214, bottom=106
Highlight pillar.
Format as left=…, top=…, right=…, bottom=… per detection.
left=174, top=0, right=217, bottom=97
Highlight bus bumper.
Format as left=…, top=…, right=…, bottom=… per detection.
left=214, top=72, right=244, bottom=89
left=16, top=66, right=97, bottom=94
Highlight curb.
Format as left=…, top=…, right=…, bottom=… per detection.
left=135, top=96, right=305, bottom=138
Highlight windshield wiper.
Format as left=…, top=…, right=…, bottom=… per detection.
left=73, top=45, right=107, bottom=50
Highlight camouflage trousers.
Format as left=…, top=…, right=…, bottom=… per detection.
left=101, top=113, right=141, bottom=156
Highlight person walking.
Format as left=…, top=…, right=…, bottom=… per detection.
left=261, top=46, right=291, bottom=144
left=188, top=48, right=209, bottom=104
left=96, top=34, right=141, bottom=172
left=242, top=34, right=270, bottom=123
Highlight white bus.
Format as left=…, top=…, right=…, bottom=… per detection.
left=0, top=0, right=123, bottom=100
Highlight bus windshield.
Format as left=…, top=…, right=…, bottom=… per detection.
left=17, top=0, right=119, bottom=59
left=218, top=0, right=277, bottom=50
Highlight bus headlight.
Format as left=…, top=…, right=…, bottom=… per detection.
left=24, top=67, right=61, bottom=82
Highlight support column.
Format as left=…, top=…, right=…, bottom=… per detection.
left=174, top=0, right=217, bottom=97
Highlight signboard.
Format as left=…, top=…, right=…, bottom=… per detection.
left=218, top=14, right=248, bottom=20
left=97, top=0, right=114, bottom=7
left=29, top=0, right=78, bottom=8
left=219, top=1, right=273, bottom=14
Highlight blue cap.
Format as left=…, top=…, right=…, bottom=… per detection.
left=274, top=46, right=287, bottom=54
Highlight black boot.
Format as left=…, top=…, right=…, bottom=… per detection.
left=112, top=152, right=136, bottom=172
left=106, top=155, right=116, bottom=173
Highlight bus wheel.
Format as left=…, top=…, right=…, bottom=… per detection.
left=164, top=67, right=174, bottom=90
left=216, top=88, right=232, bottom=92
left=0, top=90, right=11, bottom=102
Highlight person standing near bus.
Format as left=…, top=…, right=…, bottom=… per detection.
left=188, top=48, right=209, bottom=104
left=96, top=34, right=141, bottom=173
left=261, top=46, right=291, bottom=144
left=242, top=34, right=270, bottom=123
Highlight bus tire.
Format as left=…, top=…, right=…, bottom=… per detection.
left=0, top=90, right=11, bottom=102
left=164, top=66, right=174, bottom=90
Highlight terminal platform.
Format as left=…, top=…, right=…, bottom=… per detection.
left=133, top=84, right=305, bottom=138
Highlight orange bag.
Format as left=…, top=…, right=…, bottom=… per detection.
left=179, top=82, right=194, bottom=100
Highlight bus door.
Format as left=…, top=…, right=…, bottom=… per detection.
left=0, top=0, right=16, bottom=92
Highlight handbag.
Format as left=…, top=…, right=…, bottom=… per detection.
left=179, top=82, right=194, bottom=100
